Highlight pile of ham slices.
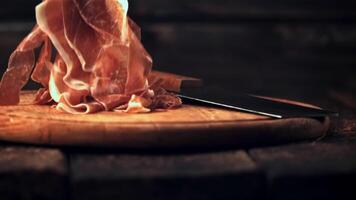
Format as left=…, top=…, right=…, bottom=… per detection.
left=0, top=0, right=181, bottom=114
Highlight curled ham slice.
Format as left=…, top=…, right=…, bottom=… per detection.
left=0, top=26, right=46, bottom=105
left=0, top=0, right=181, bottom=114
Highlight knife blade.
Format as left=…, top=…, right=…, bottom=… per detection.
left=177, top=86, right=338, bottom=119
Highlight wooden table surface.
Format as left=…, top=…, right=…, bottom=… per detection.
left=0, top=1, right=356, bottom=200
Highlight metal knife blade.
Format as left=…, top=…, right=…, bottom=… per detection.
left=177, top=86, right=338, bottom=119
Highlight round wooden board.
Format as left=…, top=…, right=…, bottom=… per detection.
left=0, top=91, right=330, bottom=148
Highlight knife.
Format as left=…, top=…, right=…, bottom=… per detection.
left=177, top=86, right=338, bottom=119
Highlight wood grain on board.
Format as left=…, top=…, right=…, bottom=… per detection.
left=0, top=91, right=329, bottom=148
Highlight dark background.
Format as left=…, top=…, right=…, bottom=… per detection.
left=0, top=0, right=355, bottom=104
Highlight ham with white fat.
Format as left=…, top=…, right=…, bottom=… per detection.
left=0, top=0, right=181, bottom=114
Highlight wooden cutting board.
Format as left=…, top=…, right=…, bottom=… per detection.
left=0, top=91, right=330, bottom=148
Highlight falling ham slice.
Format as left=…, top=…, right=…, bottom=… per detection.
left=0, top=26, right=46, bottom=105
left=0, top=0, right=181, bottom=114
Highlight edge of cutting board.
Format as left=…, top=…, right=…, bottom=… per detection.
left=0, top=91, right=330, bottom=148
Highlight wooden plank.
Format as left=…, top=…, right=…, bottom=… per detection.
left=70, top=151, right=263, bottom=200
left=0, top=145, right=67, bottom=200
left=328, top=88, right=356, bottom=134
left=338, top=117, right=356, bottom=134
left=249, top=140, right=356, bottom=200
left=329, top=89, right=356, bottom=111
left=0, top=91, right=330, bottom=148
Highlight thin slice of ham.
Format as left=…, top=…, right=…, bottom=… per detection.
left=0, top=0, right=181, bottom=114
left=0, top=26, right=46, bottom=105
left=31, top=36, right=52, bottom=88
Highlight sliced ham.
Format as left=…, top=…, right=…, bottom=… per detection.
left=0, top=0, right=181, bottom=114
left=31, top=36, right=52, bottom=88
left=0, top=26, right=46, bottom=105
